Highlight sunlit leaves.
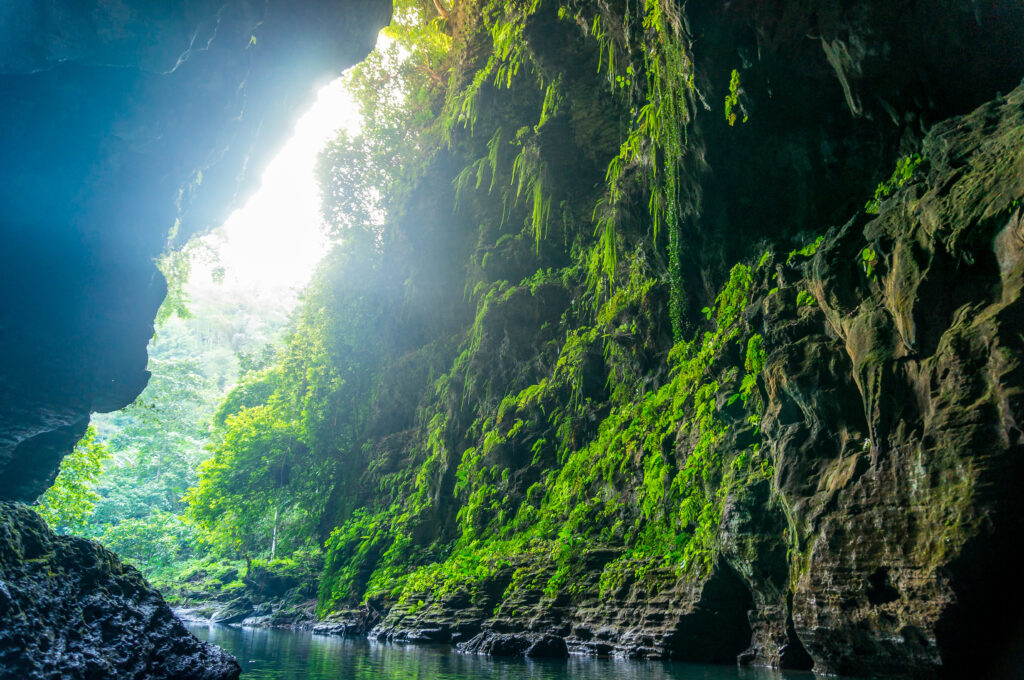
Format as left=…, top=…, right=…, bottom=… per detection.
left=35, top=426, right=110, bottom=534
left=185, top=405, right=310, bottom=556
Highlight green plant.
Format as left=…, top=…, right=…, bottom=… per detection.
left=786, top=236, right=824, bottom=265
left=724, top=69, right=747, bottom=126
left=34, top=426, right=110, bottom=534
left=865, top=153, right=923, bottom=214
left=861, top=246, right=878, bottom=278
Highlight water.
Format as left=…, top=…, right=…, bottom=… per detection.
left=186, top=624, right=817, bottom=680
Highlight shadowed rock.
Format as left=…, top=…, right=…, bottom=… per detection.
left=0, top=0, right=391, bottom=502
left=0, top=502, right=239, bottom=679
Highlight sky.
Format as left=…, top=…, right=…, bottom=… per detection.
left=187, top=69, right=364, bottom=302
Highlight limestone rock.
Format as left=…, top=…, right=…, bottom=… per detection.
left=0, top=502, right=239, bottom=679
left=354, top=75, right=1024, bottom=680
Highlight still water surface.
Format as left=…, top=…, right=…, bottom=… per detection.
left=187, top=624, right=816, bottom=680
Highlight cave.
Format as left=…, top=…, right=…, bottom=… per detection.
left=2, top=0, right=1024, bottom=678
left=0, top=1, right=389, bottom=676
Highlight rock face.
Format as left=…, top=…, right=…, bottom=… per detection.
left=0, top=502, right=239, bottom=679
left=0, top=0, right=391, bottom=502
left=0, top=1, right=389, bottom=676
left=360, top=82, right=1024, bottom=678
left=770, top=86, right=1024, bottom=679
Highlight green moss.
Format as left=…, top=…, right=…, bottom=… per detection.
left=861, top=246, right=878, bottom=278
left=315, top=251, right=775, bottom=614
left=796, top=290, right=816, bottom=307
left=786, top=235, right=824, bottom=265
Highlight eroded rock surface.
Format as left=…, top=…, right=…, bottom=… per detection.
left=769, top=84, right=1024, bottom=679
left=0, top=502, right=239, bottom=679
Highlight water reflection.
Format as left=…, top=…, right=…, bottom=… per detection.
left=187, top=624, right=816, bottom=680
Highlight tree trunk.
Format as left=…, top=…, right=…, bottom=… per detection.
left=270, top=507, right=279, bottom=560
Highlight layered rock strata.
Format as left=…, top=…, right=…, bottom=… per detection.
left=360, top=80, right=1024, bottom=680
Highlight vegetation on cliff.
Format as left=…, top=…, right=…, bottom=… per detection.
left=126, top=0, right=790, bottom=627
left=32, top=0, right=1024, bottom=675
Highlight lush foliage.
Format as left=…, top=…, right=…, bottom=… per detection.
left=171, top=0, right=779, bottom=614
left=35, top=426, right=110, bottom=534
left=185, top=406, right=311, bottom=557
left=39, top=0, right=879, bottom=621
left=39, top=272, right=291, bottom=575
left=95, top=510, right=198, bottom=573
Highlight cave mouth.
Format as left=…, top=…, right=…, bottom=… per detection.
left=5, top=1, right=1024, bottom=678
left=1, top=1, right=394, bottom=675
left=29, top=51, right=372, bottom=581
left=187, top=74, right=361, bottom=296
left=667, top=563, right=756, bottom=664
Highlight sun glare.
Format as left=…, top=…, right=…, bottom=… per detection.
left=189, top=63, right=366, bottom=300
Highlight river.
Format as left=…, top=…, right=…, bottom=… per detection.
left=186, top=624, right=819, bottom=680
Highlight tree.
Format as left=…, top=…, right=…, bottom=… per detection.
left=96, top=510, right=197, bottom=573
left=35, top=426, right=110, bottom=534
left=185, top=405, right=316, bottom=559
left=317, top=38, right=425, bottom=244
left=90, top=356, right=213, bottom=526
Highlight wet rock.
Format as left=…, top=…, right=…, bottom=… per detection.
left=369, top=589, right=496, bottom=645
left=755, top=84, right=1024, bottom=677
left=240, top=615, right=274, bottom=627
left=374, top=552, right=753, bottom=662
left=459, top=631, right=568, bottom=658
left=210, top=599, right=254, bottom=625
left=313, top=609, right=378, bottom=637
left=173, top=606, right=217, bottom=624
left=0, top=502, right=239, bottom=679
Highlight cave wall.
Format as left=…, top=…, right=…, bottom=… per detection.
left=0, top=0, right=391, bottom=502
left=0, top=2, right=390, bottom=677
left=300, top=2, right=1024, bottom=677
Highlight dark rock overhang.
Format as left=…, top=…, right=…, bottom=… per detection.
left=0, top=0, right=392, bottom=501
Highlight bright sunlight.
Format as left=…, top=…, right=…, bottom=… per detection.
left=190, top=75, right=362, bottom=298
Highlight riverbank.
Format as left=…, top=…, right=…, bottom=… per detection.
left=185, top=622, right=820, bottom=680
left=157, top=554, right=323, bottom=630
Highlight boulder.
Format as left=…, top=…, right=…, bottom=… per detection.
left=0, top=502, right=239, bottom=679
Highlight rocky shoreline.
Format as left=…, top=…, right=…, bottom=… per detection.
left=0, top=503, right=240, bottom=680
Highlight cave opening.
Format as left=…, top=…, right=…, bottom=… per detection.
left=31, top=52, right=375, bottom=584
left=3, top=0, right=1024, bottom=678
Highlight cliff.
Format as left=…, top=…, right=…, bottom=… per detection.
left=258, top=1, right=1024, bottom=677
left=364, top=82, right=1024, bottom=678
